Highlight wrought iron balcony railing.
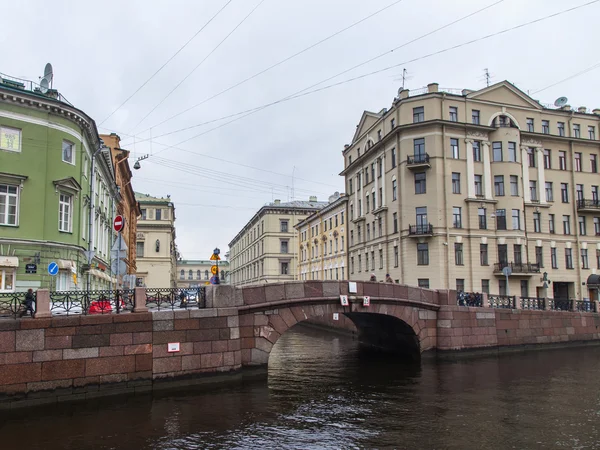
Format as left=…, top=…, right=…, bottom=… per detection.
left=577, top=199, right=600, bottom=210
left=407, top=153, right=430, bottom=165
left=493, top=262, right=541, bottom=274
left=408, top=223, right=433, bottom=236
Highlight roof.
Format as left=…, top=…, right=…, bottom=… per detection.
left=265, top=200, right=329, bottom=209
left=178, top=260, right=230, bottom=265
left=135, top=192, right=174, bottom=204
left=295, top=195, right=348, bottom=229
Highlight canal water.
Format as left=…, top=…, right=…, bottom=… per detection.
left=1, top=325, right=600, bottom=449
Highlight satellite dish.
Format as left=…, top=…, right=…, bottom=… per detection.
left=554, top=96, right=568, bottom=107
left=44, top=63, right=53, bottom=82
left=40, top=77, right=49, bottom=94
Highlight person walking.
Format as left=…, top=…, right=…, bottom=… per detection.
left=19, top=289, right=35, bottom=318
left=369, top=273, right=377, bottom=282
left=385, top=274, right=393, bottom=283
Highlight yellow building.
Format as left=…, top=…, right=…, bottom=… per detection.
left=296, top=193, right=348, bottom=281
left=134, top=193, right=177, bottom=288
left=176, top=259, right=230, bottom=287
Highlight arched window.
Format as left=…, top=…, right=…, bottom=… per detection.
left=493, top=115, right=516, bottom=128
left=188, top=270, right=193, bottom=280
left=180, top=269, right=184, bottom=280
left=196, top=270, right=201, bottom=280
left=205, top=270, right=209, bottom=280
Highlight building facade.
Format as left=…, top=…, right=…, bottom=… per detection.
left=341, top=81, right=600, bottom=300
left=229, top=198, right=328, bottom=286
left=101, top=133, right=141, bottom=276
left=0, top=74, right=118, bottom=292
left=176, top=259, right=230, bottom=287
left=296, top=193, right=348, bottom=281
left=134, top=193, right=177, bottom=288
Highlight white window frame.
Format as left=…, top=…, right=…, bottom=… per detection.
left=62, top=140, right=75, bottom=165
left=0, top=268, right=16, bottom=292
left=0, top=126, right=22, bottom=152
left=59, top=192, right=73, bottom=232
left=0, top=183, right=19, bottom=226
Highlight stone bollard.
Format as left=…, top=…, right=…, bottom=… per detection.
left=481, top=293, right=490, bottom=308
left=594, top=301, right=600, bottom=314
left=514, top=296, right=521, bottom=310
left=448, top=289, right=457, bottom=306
left=206, top=285, right=243, bottom=308
left=543, top=297, right=551, bottom=311
left=133, top=287, right=148, bottom=313
left=34, top=289, right=52, bottom=318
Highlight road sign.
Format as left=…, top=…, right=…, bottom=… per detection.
left=111, top=259, right=127, bottom=275
left=211, top=265, right=218, bottom=275
left=363, top=296, right=371, bottom=307
left=48, top=261, right=59, bottom=276
left=83, top=250, right=95, bottom=264
left=502, top=266, right=512, bottom=277
left=210, top=276, right=218, bottom=284
left=25, top=264, right=37, bottom=274
left=113, top=215, right=124, bottom=232
left=111, top=234, right=128, bottom=253
left=210, top=253, right=220, bottom=261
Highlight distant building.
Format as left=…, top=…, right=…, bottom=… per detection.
left=176, top=259, right=230, bottom=287
left=296, top=192, right=348, bottom=281
left=135, top=193, right=177, bottom=288
left=229, top=197, right=328, bottom=286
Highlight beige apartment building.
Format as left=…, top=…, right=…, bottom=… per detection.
left=176, top=259, right=230, bottom=287
left=229, top=198, right=328, bottom=286
left=296, top=192, right=348, bottom=281
left=342, top=81, right=600, bottom=300
left=135, top=193, right=177, bottom=288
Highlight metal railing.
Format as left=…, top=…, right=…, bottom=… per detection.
left=488, top=295, right=516, bottom=309
left=521, top=297, right=545, bottom=310
left=145, top=287, right=206, bottom=311
left=457, top=291, right=483, bottom=307
left=577, top=199, right=600, bottom=210
left=575, top=301, right=596, bottom=313
left=408, top=223, right=433, bottom=235
left=50, top=290, right=134, bottom=316
left=407, top=153, right=430, bottom=165
left=0, top=292, right=36, bottom=318
left=493, top=262, right=541, bottom=273
left=549, top=298, right=572, bottom=311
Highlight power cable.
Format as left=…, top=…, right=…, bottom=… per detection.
left=129, top=0, right=267, bottom=133
left=99, top=0, right=233, bottom=126
left=531, top=61, right=600, bottom=95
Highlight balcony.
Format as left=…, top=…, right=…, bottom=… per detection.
left=577, top=199, right=600, bottom=212
left=408, top=223, right=433, bottom=236
left=493, top=262, right=540, bottom=275
left=406, top=153, right=431, bottom=169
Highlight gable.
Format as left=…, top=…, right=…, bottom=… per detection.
left=468, top=82, right=542, bottom=110
left=352, top=111, right=382, bottom=143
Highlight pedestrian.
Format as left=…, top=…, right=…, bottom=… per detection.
left=369, top=273, right=377, bottom=282
left=385, top=273, right=393, bottom=283
left=19, top=288, right=35, bottom=318
left=179, top=290, right=188, bottom=308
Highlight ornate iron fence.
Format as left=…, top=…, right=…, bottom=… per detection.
left=145, top=287, right=206, bottom=311
left=575, top=301, right=596, bottom=313
left=549, top=298, right=572, bottom=311
left=521, top=297, right=545, bottom=310
left=488, top=295, right=515, bottom=309
left=50, top=289, right=134, bottom=316
left=457, top=291, right=483, bottom=307
left=0, top=292, right=36, bottom=318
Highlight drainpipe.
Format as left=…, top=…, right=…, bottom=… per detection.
left=568, top=111, right=582, bottom=299
left=87, top=143, right=105, bottom=291
left=441, top=94, right=451, bottom=290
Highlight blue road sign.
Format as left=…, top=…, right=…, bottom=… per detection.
left=48, top=261, right=59, bottom=276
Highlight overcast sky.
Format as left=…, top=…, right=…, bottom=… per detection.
left=3, top=0, right=599, bottom=259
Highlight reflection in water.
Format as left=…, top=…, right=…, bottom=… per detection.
left=1, top=324, right=600, bottom=449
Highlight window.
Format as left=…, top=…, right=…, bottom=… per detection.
left=542, top=120, right=549, bottom=134
left=281, top=262, right=289, bottom=275
left=371, top=192, right=375, bottom=211
left=496, top=209, right=506, bottom=230
left=472, top=110, right=480, bottom=125
left=0, top=184, right=18, bottom=226
left=155, top=209, right=162, bottom=220
left=379, top=249, right=383, bottom=269
left=281, top=240, right=289, bottom=253
left=563, top=215, right=570, bottom=235
left=474, top=175, right=483, bottom=197
left=371, top=163, right=375, bottom=181
left=366, top=196, right=370, bottom=213
left=527, top=118, right=534, bottom=132
left=280, top=220, right=289, bottom=232
left=498, top=244, right=508, bottom=264
left=195, top=270, right=201, bottom=280
left=561, top=183, right=569, bottom=203
left=413, top=106, right=424, bottom=123
left=533, top=212, right=541, bottom=232
left=449, top=106, right=458, bottom=122
left=136, top=241, right=144, bottom=258
left=579, top=216, right=586, bottom=235
left=58, top=193, right=72, bottom=232
left=358, top=255, right=362, bottom=272
left=456, top=279, right=465, bottom=292
left=551, top=247, right=558, bottom=269
left=558, top=122, right=565, bottom=136
left=543, top=149, right=551, bottom=169
left=549, top=214, right=555, bottom=234
left=366, top=223, right=370, bottom=240
left=204, top=269, right=209, bottom=280
left=589, top=126, right=596, bottom=140
left=494, top=175, right=505, bottom=196
left=377, top=130, right=382, bottom=141
left=565, top=248, right=573, bottom=269
left=593, top=186, right=599, bottom=202
left=416, top=207, right=428, bottom=231
left=394, top=245, right=399, bottom=267
left=62, top=140, right=74, bottom=164
left=391, top=148, right=396, bottom=168
left=350, top=257, right=354, bottom=274
left=478, top=207, right=487, bottom=229
left=481, top=279, right=490, bottom=294
left=559, top=151, right=567, bottom=170
left=480, top=244, right=488, bottom=265
left=492, top=142, right=502, bottom=162
left=576, top=184, right=584, bottom=202
left=595, top=217, right=600, bottom=236
left=527, top=148, right=536, bottom=167
left=357, top=225, right=361, bottom=242
left=414, top=138, right=425, bottom=157
left=510, top=175, right=518, bottom=196
left=455, top=243, right=463, bottom=265
left=391, top=118, right=396, bottom=129
left=452, top=172, right=461, bottom=194
left=450, top=138, right=459, bottom=159
left=573, top=124, right=581, bottom=138
left=472, top=141, right=481, bottom=162
left=393, top=212, right=398, bottom=233
left=418, top=279, right=430, bottom=289
left=508, top=142, right=517, bottom=162
left=341, top=212, right=344, bottom=225
left=416, top=242, right=429, bottom=265
left=575, top=152, right=582, bottom=172
left=530, top=181, right=538, bottom=201
left=452, top=207, right=462, bottom=228
left=378, top=217, right=382, bottom=236
left=392, top=179, right=397, bottom=200
left=188, top=270, right=193, bottom=280
left=582, top=249, right=589, bottom=269
left=415, top=172, right=426, bottom=194
left=141, top=209, right=147, bottom=220
left=371, top=251, right=375, bottom=271
left=545, top=182, right=553, bottom=202
left=591, top=154, right=598, bottom=173
left=348, top=155, right=352, bottom=167
left=512, top=209, right=520, bottom=230
left=513, top=244, right=522, bottom=265
left=535, top=246, right=543, bottom=268
left=179, top=269, right=185, bottom=280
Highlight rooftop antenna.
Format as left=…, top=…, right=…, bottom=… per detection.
left=484, top=68, right=491, bottom=87
left=393, top=68, right=412, bottom=89
left=554, top=96, right=568, bottom=108
left=291, top=166, right=296, bottom=201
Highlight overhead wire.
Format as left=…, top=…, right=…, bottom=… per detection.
left=531, top=60, right=600, bottom=95
left=99, top=0, right=233, bottom=126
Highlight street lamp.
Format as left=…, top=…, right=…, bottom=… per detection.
left=133, top=154, right=149, bottom=170
left=214, top=247, right=220, bottom=285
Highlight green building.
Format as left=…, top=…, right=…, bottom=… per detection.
left=0, top=74, right=118, bottom=292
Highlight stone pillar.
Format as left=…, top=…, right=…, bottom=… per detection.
left=536, top=147, right=547, bottom=203
left=465, top=139, right=475, bottom=199
left=594, top=300, right=600, bottom=313
left=482, top=292, right=490, bottom=308
left=34, top=289, right=51, bottom=318
left=482, top=141, right=493, bottom=200
left=133, top=287, right=148, bottom=313
left=514, top=295, right=521, bottom=310
left=521, top=146, right=531, bottom=203
left=544, top=297, right=551, bottom=311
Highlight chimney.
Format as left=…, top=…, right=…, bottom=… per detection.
left=562, top=105, right=571, bottom=111
left=578, top=106, right=587, bottom=114
left=399, top=89, right=409, bottom=99
left=273, top=199, right=281, bottom=205
left=593, top=109, right=600, bottom=116
left=427, top=83, right=439, bottom=93
left=309, top=196, right=317, bottom=202
left=462, top=89, right=474, bottom=96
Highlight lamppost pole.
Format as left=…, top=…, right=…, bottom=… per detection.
left=214, top=247, right=220, bottom=285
